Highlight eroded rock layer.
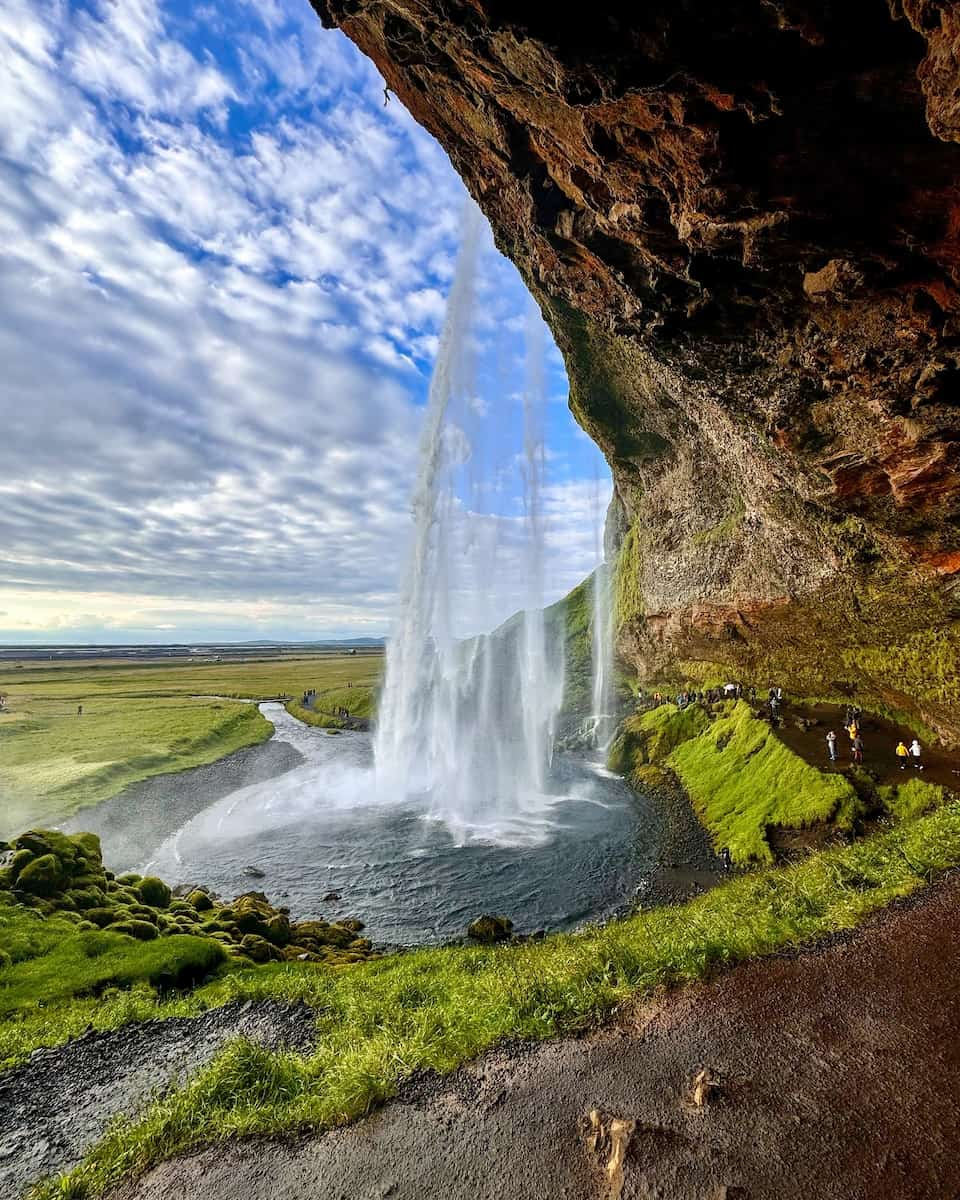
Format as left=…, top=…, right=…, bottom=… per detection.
left=313, top=0, right=960, bottom=740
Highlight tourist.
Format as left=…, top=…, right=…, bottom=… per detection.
left=719, top=847, right=732, bottom=872
left=826, top=730, right=838, bottom=762
left=749, top=685, right=757, bottom=701
left=910, top=739, right=924, bottom=771
left=852, top=734, right=864, bottom=765
left=77, top=704, right=83, bottom=717
left=896, top=740, right=910, bottom=770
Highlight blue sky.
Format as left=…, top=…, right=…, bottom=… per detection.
left=0, top=0, right=610, bottom=643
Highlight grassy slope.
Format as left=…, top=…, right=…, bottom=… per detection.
left=0, top=896, right=224, bottom=1020
left=29, top=798, right=960, bottom=1200
left=667, top=701, right=860, bottom=863
left=0, top=654, right=382, bottom=831
left=285, top=684, right=377, bottom=729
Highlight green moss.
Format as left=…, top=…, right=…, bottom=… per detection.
left=614, top=525, right=644, bottom=630
left=186, top=890, right=213, bottom=912
left=878, top=776, right=947, bottom=822
left=691, top=494, right=746, bottom=546
left=544, top=574, right=592, bottom=712
left=607, top=703, right=710, bottom=785
left=17, top=854, right=65, bottom=897
left=667, top=701, right=861, bottom=863
left=137, top=878, right=171, bottom=909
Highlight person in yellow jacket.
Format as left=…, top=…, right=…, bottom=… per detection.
left=895, top=741, right=910, bottom=771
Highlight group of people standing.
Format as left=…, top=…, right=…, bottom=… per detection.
left=826, top=713, right=925, bottom=772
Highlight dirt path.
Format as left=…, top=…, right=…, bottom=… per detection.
left=0, top=999, right=318, bottom=1198
left=774, top=701, right=959, bottom=790
left=113, top=875, right=960, bottom=1200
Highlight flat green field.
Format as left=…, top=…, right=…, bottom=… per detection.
left=0, top=653, right=382, bottom=832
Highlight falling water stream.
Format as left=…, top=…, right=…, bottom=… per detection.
left=137, top=207, right=654, bottom=942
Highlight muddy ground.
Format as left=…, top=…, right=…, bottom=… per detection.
left=113, top=875, right=960, bottom=1200
left=0, top=999, right=318, bottom=1197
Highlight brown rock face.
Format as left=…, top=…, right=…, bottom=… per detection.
left=313, top=1, right=960, bottom=740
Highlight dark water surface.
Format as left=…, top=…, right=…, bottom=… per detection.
left=132, top=705, right=659, bottom=945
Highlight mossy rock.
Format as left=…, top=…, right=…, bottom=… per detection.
left=281, top=945, right=321, bottom=962
left=8, top=849, right=34, bottom=883
left=339, top=918, right=365, bottom=933
left=239, top=934, right=282, bottom=963
left=70, top=873, right=108, bottom=891
left=264, top=914, right=291, bottom=947
left=137, top=877, right=171, bottom=908
left=70, top=832, right=103, bottom=864
left=186, top=889, right=213, bottom=912
left=85, top=907, right=118, bottom=929
left=127, top=904, right=160, bottom=923
left=348, top=937, right=372, bottom=952
left=109, top=919, right=159, bottom=941
left=14, top=830, right=76, bottom=864
left=117, top=873, right=142, bottom=885
left=467, top=914, right=514, bottom=944
left=0, top=949, right=11, bottom=969
left=62, top=888, right=106, bottom=911
left=17, top=853, right=65, bottom=897
left=76, top=920, right=98, bottom=932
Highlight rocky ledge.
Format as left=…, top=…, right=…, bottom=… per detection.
left=312, top=1, right=960, bottom=741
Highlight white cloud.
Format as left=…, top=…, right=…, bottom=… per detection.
left=0, top=0, right=609, bottom=643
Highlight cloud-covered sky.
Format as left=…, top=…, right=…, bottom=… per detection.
left=0, top=0, right=610, bottom=644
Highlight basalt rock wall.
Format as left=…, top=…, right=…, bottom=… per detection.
left=313, top=0, right=960, bottom=741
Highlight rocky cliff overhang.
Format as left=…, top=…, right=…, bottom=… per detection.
left=312, top=1, right=960, bottom=739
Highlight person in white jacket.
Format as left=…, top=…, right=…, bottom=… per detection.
left=909, top=739, right=924, bottom=771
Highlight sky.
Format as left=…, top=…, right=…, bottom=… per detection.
left=0, top=0, right=611, bottom=644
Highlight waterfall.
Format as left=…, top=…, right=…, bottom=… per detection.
left=590, top=484, right=616, bottom=749
left=373, top=205, right=565, bottom=844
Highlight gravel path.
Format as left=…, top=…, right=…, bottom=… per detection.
left=0, top=999, right=318, bottom=1198
left=114, top=876, right=960, bottom=1200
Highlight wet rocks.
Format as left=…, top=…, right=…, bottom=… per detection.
left=467, top=915, right=514, bottom=944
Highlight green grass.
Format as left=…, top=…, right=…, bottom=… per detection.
left=28, top=797, right=960, bottom=1200
left=0, top=895, right=225, bottom=1021
left=668, top=701, right=860, bottom=863
left=0, top=654, right=382, bottom=831
left=879, top=776, right=947, bottom=822
left=285, top=685, right=376, bottom=729
left=608, top=703, right=710, bottom=782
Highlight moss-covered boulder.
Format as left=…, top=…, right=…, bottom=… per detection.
left=137, top=877, right=171, bottom=909
left=63, top=888, right=106, bottom=911
left=467, top=914, right=513, bottom=944
left=85, top=906, right=118, bottom=929
left=186, top=889, right=213, bottom=912
left=17, top=853, right=65, bottom=897
left=8, top=849, right=33, bottom=883
left=109, top=919, right=159, bottom=941
left=239, top=934, right=282, bottom=963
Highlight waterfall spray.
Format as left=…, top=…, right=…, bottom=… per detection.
left=374, top=205, right=565, bottom=843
